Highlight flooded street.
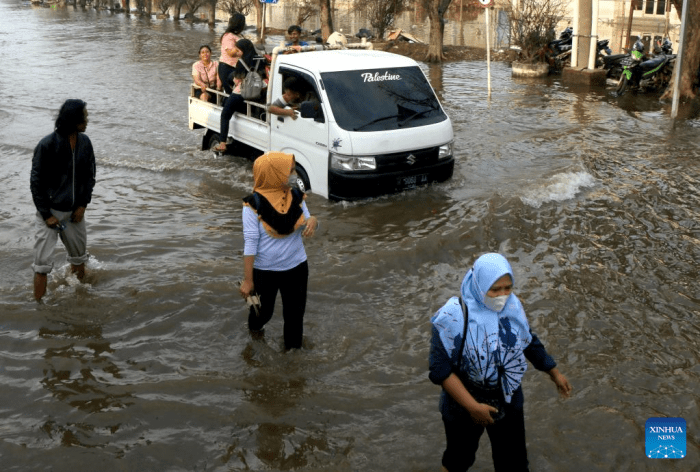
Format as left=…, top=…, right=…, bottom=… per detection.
left=1, top=2, right=699, bottom=471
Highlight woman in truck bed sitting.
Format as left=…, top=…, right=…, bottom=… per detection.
left=214, top=39, right=267, bottom=154
left=192, top=45, right=222, bottom=103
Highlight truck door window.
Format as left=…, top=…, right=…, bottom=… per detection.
left=278, top=68, right=324, bottom=120
left=321, top=66, right=446, bottom=132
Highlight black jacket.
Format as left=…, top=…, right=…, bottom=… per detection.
left=30, top=131, right=96, bottom=220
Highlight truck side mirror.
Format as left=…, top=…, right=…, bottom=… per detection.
left=300, top=101, right=324, bottom=123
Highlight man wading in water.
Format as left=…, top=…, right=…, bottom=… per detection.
left=30, top=99, right=96, bottom=301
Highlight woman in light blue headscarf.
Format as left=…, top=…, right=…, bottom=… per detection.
left=429, top=253, right=572, bottom=472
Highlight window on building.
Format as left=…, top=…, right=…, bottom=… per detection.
left=646, top=0, right=655, bottom=13
left=635, top=0, right=666, bottom=15
left=656, top=0, right=666, bottom=14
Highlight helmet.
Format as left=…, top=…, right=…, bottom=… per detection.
left=632, top=38, right=645, bottom=53
left=661, top=38, right=673, bottom=54
left=326, top=32, right=348, bottom=47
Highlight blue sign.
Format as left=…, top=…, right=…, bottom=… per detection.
left=646, top=417, right=686, bottom=459
left=259, top=0, right=279, bottom=3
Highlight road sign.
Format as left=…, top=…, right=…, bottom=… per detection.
left=260, top=0, right=279, bottom=3
left=478, top=0, right=493, bottom=7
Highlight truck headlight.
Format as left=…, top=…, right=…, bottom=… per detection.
left=330, top=152, right=377, bottom=171
left=438, top=142, right=453, bottom=159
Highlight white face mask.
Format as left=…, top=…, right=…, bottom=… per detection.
left=483, top=294, right=509, bottom=312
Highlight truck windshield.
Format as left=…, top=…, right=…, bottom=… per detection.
left=321, top=66, right=447, bottom=132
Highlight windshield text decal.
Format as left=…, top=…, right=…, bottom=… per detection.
left=361, top=71, right=402, bottom=83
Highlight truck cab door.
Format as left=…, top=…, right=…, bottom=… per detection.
left=269, top=68, right=329, bottom=196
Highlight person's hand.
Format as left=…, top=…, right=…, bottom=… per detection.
left=548, top=368, right=573, bottom=398
left=71, top=206, right=86, bottom=223
left=468, top=402, right=498, bottom=426
left=240, top=279, right=254, bottom=298
left=302, top=216, right=317, bottom=237
left=288, top=108, right=298, bottom=120
left=201, top=91, right=209, bottom=102
left=45, top=215, right=60, bottom=228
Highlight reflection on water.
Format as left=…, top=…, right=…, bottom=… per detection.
left=0, top=2, right=699, bottom=471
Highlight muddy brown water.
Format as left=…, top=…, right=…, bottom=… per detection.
left=1, top=3, right=699, bottom=471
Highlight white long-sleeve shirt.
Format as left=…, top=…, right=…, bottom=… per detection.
left=242, top=202, right=310, bottom=271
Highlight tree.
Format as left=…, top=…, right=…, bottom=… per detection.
left=134, top=0, right=152, bottom=16
left=296, top=0, right=317, bottom=27
left=155, top=0, right=173, bottom=15
left=184, top=0, right=204, bottom=19
left=253, top=0, right=263, bottom=37
left=424, top=0, right=452, bottom=63
left=318, top=0, right=334, bottom=41
left=173, top=0, right=184, bottom=20
left=355, top=0, right=409, bottom=40
left=661, top=0, right=699, bottom=101
left=205, top=0, right=216, bottom=25
left=218, top=0, right=253, bottom=17
left=505, top=0, right=568, bottom=63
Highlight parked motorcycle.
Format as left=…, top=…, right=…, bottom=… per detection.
left=547, top=28, right=612, bottom=71
left=604, top=38, right=674, bottom=80
left=602, top=52, right=630, bottom=80
left=616, top=38, right=675, bottom=96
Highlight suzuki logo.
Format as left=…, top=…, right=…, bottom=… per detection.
left=406, top=154, right=416, bottom=165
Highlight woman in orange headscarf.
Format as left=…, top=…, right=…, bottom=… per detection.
left=239, top=152, right=318, bottom=349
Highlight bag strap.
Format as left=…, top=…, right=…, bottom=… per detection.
left=239, top=58, right=251, bottom=72
left=457, top=296, right=468, bottom=367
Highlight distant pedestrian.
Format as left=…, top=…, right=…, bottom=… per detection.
left=30, top=99, right=96, bottom=301
left=429, top=253, right=572, bottom=471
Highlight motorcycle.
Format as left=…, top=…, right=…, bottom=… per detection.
left=616, top=38, right=675, bottom=96
left=602, top=52, right=630, bottom=80
left=604, top=38, right=674, bottom=81
left=547, top=28, right=613, bottom=71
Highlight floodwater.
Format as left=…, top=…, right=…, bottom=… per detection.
left=1, top=3, right=699, bottom=471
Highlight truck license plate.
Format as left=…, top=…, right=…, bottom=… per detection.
left=398, top=174, right=428, bottom=189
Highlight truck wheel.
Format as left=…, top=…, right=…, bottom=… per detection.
left=207, top=133, right=225, bottom=154
left=294, top=165, right=311, bottom=193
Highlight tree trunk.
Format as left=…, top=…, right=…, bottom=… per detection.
left=425, top=0, right=452, bottom=63
left=661, top=0, right=698, bottom=101
left=319, top=0, right=334, bottom=41
left=173, top=1, right=181, bottom=20
left=146, top=0, right=152, bottom=17
left=207, top=0, right=215, bottom=26
left=254, top=1, right=263, bottom=39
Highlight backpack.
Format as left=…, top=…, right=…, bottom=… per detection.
left=238, top=58, right=264, bottom=100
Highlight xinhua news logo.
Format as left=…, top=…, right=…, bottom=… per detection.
left=646, top=417, right=686, bottom=459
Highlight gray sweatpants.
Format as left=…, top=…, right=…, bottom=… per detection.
left=32, top=209, right=89, bottom=274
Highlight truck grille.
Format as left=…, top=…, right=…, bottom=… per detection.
left=375, top=146, right=439, bottom=171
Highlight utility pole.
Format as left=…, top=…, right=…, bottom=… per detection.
left=671, top=0, right=688, bottom=120
left=624, top=0, right=637, bottom=51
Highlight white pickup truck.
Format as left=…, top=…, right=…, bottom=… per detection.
left=188, top=43, right=454, bottom=200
